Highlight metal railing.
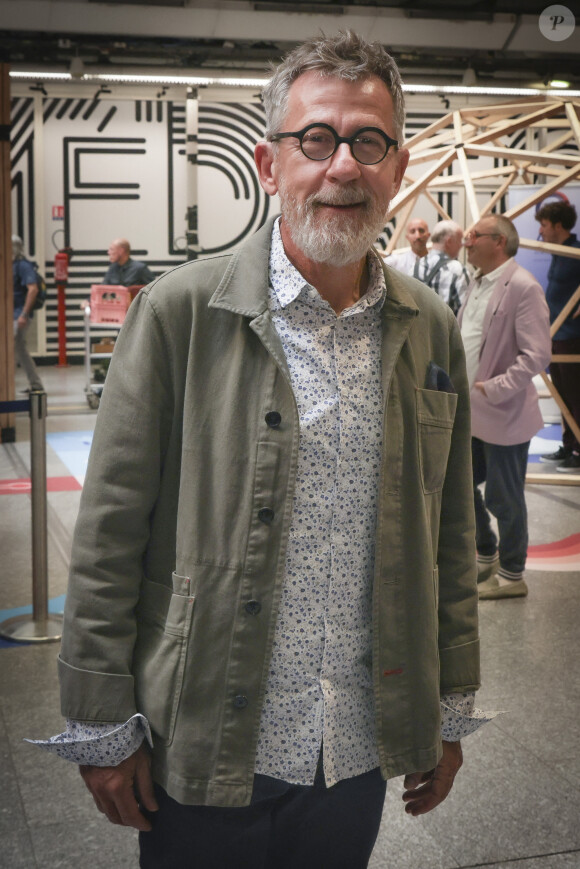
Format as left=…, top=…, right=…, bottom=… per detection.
left=0, top=391, right=63, bottom=642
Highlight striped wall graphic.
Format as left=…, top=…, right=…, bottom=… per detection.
left=11, top=94, right=578, bottom=360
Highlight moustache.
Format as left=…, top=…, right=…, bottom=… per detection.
left=308, top=187, right=371, bottom=209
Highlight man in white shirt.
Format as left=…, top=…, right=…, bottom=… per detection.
left=387, top=219, right=469, bottom=313
left=459, top=216, right=551, bottom=600
left=385, top=216, right=430, bottom=276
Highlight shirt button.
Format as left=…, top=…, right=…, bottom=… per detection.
left=245, top=600, right=261, bottom=615
left=233, top=695, right=248, bottom=709
left=265, top=411, right=281, bottom=428
left=258, top=508, right=274, bottom=524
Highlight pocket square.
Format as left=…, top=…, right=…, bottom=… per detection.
left=426, top=361, right=456, bottom=394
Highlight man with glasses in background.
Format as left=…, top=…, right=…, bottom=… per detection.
left=459, top=216, right=551, bottom=600
left=41, top=32, right=486, bottom=869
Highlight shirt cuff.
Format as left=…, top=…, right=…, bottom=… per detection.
left=440, top=692, right=503, bottom=741
left=24, top=713, right=153, bottom=766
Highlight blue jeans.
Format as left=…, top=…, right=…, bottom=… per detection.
left=472, top=437, right=530, bottom=575
left=139, top=756, right=386, bottom=869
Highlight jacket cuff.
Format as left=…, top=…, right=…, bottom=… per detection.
left=58, top=656, right=136, bottom=722
left=439, top=639, right=480, bottom=692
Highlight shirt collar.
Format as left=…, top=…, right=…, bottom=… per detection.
left=269, top=218, right=386, bottom=314
left=474, top=257, right=512, bottom=287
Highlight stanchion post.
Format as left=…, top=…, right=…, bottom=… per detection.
left=0, top=391, right=63, bottom=642
left=57, top=282, right=68, bottom=367
left=30, top=390, right=49, bottom=621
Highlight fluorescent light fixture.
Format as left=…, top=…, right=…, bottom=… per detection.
left=402, top=83, right=580, bottom=97
left=12, top=71, right=72, bottom=80
left=548, top=79, right=570, bottom=88
left=8, top=70, right=580, bottom=97
left=9, top=70, right=269, bottom=87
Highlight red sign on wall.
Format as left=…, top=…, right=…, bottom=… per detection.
left=52, top=205, right=64, bottom=220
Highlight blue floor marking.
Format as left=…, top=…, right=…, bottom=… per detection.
left=0, top=595, right=66, bottom=648
left=528, top=423, right=562, bottom=464
left=46, top=431, right=93, bottom=483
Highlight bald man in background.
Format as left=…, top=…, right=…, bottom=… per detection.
left=385, top=218, right=430, bottom=275
left=102, top=238, right=156, bottom=287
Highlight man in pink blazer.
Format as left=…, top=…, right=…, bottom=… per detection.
left=458, top=215, right=551, bottom=599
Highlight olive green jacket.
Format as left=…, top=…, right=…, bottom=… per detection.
left=59, top=218, right=480, bottom=807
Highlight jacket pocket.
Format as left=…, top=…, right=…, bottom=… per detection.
left=416, top=388, right=457, bottom=494
left=132, top=572, right=195, bottom=745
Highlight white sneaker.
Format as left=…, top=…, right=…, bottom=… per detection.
left=477, top=555, right=499, bottom=583
left=478, top=575, right=528, bottom=600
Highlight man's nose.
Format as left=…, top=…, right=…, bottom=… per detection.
left=327, top=143, right=361, bottom=180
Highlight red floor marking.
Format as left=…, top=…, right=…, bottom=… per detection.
left=527, top=533, right=580, bottom=556
left=0, top=476, right=82, bottom=495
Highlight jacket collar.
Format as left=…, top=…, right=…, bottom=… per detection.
left=208, top=217, right=278, bottom=318
left=209, top=215, right=420, bottom=322
left=459, top=257, right=519, bottom=328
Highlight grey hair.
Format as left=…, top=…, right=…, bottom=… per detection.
left=261, top=30, right=405, bottom=143
left=12, top=234, right=24, bottom=258
left=491, top=215, right=519, bottom=257
left=431, top=220, right=462, bottom=244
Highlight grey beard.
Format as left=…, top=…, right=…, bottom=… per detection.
left=279, top=185, right=388, bottom=267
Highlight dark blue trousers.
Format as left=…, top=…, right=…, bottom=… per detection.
left=139, top=758, right=386, bottom=869
left=472, top=437, right=530, bottom=574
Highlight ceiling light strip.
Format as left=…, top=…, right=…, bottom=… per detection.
left=8, top=71, right=580, bottom=98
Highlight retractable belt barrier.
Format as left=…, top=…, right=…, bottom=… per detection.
left=0, top=392, right=63, bottom=642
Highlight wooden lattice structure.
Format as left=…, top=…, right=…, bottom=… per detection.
left=386, top=95, right=580, bottom=485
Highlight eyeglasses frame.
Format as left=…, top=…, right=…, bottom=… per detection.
left=269, top=122, right=399, bottom=166
left=465, top=231, right=502, bottom=242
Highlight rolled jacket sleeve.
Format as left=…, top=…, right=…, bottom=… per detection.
left=59, top=288, right=175, bottom=721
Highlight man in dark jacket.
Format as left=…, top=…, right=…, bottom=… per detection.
left=536, top=201, right=580, bottom=472
left=102, top=238, right=156, bottom=287
left=12, top=235, right=44, bottom=393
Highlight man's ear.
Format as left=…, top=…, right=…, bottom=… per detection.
left=392, top=147, right=410, bottom=196
left=254, top=140, right=279, bottom=196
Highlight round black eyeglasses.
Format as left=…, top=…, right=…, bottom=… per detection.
left=269, top=122, right=398, bottom=165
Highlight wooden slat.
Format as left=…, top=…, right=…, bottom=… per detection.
left=388, top=150, right=456, bottom=218
left=453, top=111, right=480, bottom=224
left=503, top=163, right=580, bottom=220
left=540, top=370, right=580, bottom=446
left=564, top=101, right=580, bottom=150
left=518, top=240, right=580, bottom=259
left=526, top=472, right=580, bottom=485
left=467, top=103, right=564, bottom=145
left=466, top=143, right=580, bottom=166
left=402, top=112, right=453, bottom=151
left=460, top=97, right=553, bottom=120
left=479, top=171, right=518, bottom=219
left=385, top=195, right=418, bottom=254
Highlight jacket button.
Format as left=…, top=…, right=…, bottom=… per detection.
left=265, top=411, right=281, bottom=428
left=245, top=600, right=261, bottom=615
left=258, top=508, right=274, bottom=524
left=233, top=695, right=248, bottom=709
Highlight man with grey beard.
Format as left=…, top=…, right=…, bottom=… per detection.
left=44, top=31, right=484, bottom=869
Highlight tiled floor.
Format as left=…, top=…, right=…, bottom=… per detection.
left=1, top=365, right=579, bottom=868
